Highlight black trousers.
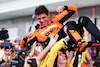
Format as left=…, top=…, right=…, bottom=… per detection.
left=78, top=16, right=100, bottom=42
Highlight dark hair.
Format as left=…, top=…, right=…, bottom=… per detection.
left=59, top=48, right=66, bottom=54
left=53, top=55, right=58, bottom=67
left=0, top=30, right=9, bottom=40
left=53, top=49, right=66, bottom=67
left=35, top=5, right=49, bottom=15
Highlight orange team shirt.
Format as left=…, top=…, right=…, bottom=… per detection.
left=20, top=5, right=77, bottom=49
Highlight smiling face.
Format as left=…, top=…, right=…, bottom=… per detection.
left=57, top=51, right=67, bottom=65
left=36, top=13, right=50, bottom=27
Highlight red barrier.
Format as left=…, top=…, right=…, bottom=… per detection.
left=92, top=43, right=100, bottom=46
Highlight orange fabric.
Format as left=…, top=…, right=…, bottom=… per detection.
left=66, top=63, right=70, bottom=66
left=29, top=5, right=77, bottom=42
left=35, top=50, right=40, bottom=57
left=68, top=30, right=89, bottom=48
left=20, top=5, right=77, bottom=49
left=67, top=5, right=77, bottom=12
left=75, top=42, right=88, bottom=67
left=54, top=5, right=77, bottom=22
left=76, top=42, right=88, bottom=53
left=20, top=39, right=25, bottom=49
left=27, top=33, right=36, bottom=42
left=69, top=30, right=82, bottom=47
left=36, top=21, right=63, bottom=39
left=76, top=48, right=79, bottom=53
left=81, top=62, right=87, bottom=67
left=20, top=54, right=24, bottom=57
left=69, top=30, right=82, bottom=42
left=79, top=42, right=88, bottom=51
left=77, top=42, right=88, bottom=52
left=20, top=33, right=36, bottom=49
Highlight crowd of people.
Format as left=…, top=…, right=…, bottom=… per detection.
left=0, top=4, right=100, bottom=67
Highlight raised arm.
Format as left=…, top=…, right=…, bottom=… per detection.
left=20, top=33, right=37, bottom=49
left=53, top=5, right=77, bottom=24
left=47, top=35, right=70, bottom=67
left=36, top=34, right=59, bottom=66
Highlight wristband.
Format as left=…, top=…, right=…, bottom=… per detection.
left=63, top=36, right=70, bottom=46
left=64, top=6, right=68, bottom=10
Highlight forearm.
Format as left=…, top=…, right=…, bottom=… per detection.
left=24, top=62, right=31, bottom=67
left=67, top=51, right=74, bottom=63
left=36, top=44, right=52, bottom=63
left=20, top=36, right=37, bottom=49
left=66, top=5, right=77, bottom=12
left=86, top=50, right=92, bottom=63
left=55, top=5, right=77, bottom=24
left=28, top=41, right=37, bottom=57
left=2, top=54, right=9, bottom=62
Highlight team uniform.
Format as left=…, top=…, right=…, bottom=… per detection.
left=40, top=39, right=67, bottom=67
left=39, top=37, right=93, bottom=67
left=68, top=38, right=90, bottom=67
left=20, top=5, right=77, bottom=49
left=64, top=17, right=100, bottom=67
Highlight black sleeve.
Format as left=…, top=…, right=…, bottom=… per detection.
left=28, top=36, right=38, bottom=46
left=58, top=27, right=67, bottom=41
left=59, top=6, right=75, bottom=25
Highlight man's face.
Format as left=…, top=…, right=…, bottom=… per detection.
left=57, top=51, right=67, bottom=64
left=36, top=13, right=50, bottom=27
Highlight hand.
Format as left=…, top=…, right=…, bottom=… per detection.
left=28, top=41, right=37, bottom=57
left=4, top=49, right=12, bottom=55
left=25, top=56, right=32, bottom=63
left=3, top=49, right=12, bottom=62
left=10, top=36, right=20, bottom=49
left=25, top=32, right=33, bottom=38
left=24, top=56, right=32, bottom=67
left=48, top=34, right=59, bottom=48
left=83, top=26, right=89, bottom=39
left=56, top=6, right=65, bottom=14
left=0, top=40, right=4, bottom=44
left=10, top=36, right=19, bottom=45
left=64, top=26, right=68, bottom=35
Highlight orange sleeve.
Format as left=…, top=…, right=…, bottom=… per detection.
left=20, top=39, right=25, bottom=49
left=20, top=32, right=36, bottom=49
left=53, top=5, right=77, bottom=22
left=27, top=34, right=36, bottom=42
left=53, top=10, right=69, bottom=21
left=67, top=5, right=77, bottom=12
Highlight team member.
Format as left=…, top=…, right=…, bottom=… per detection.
left=20, top=5, right=77, bottom=49
left=24, top=34, right=70, bottom=67
left=63, top=16, right=100, bottom=67
left=24, top=16, right=100, bottom=67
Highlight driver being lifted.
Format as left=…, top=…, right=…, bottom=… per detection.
left=20, top=5, right=77, bottom=49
